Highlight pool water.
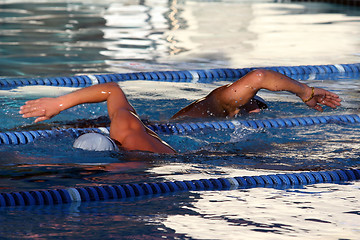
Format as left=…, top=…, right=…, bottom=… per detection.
left=1, top=0, right=360, bottom=239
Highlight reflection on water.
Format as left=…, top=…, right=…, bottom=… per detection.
left=0, top=0, right=185, bottom=76
left=1, top=1, right=359, bottom=77
left=163, top=183, right=360, bottom=239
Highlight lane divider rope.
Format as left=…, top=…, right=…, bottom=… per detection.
left=0, top=168, right=359, bottom=207
left=1, top=63, right=359, bottom=88
left=1, top=113, right=359, bottom=145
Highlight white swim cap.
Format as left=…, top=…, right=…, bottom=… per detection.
left=73, top=133, right=119, bottom=151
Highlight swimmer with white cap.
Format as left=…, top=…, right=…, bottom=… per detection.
left=73, top=132, right=119, bottom=151
left=20, top=69, right=341, bottom=153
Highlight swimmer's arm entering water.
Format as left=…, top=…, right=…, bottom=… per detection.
left=171, top=69, right=341, bottom=119
left=20, top=82, right=176, bottom=154
left=20, top=82, right=135, bottom=123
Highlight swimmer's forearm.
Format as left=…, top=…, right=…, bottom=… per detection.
left=222, top=70, right=311, bottom=108
left=251, top=70, right=341, bottom=111
left=20, top=82, right=133, bottom=122
left=59, top=82, right=136, bottom=120
left=57, top=82, right=122, bottom=111
left=254, top=70, right=340, bottom=108
left=251, top=70, right=310, bottom=100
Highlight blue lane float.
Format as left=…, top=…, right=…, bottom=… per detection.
left=0, top=168, right=359, bottom=207
left=1, top=113, right=359, bottom=146
left=0, top=63, right=359, bottom=88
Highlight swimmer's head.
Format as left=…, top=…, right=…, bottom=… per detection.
left=241, top=96, right=268, bottom=114
left=252, top=96, right=268, bottom=110
left=73, top=133, right=119, bottom=151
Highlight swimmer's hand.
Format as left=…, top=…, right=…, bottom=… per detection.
left=301, top=87, right=341, bottom=112
left=19, top=97, right=64, bottom=123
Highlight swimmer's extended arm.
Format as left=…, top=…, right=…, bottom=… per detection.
left=20, top=82, right=135, bottom=123
left=171, top=69, right=341, bottom=119
left=218, top=69, right=341, bottom=112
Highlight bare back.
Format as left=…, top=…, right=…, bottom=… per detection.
left=110, top=109, right=175, bottom=153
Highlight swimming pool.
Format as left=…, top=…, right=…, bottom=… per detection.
left=1, top=0, right=360, bottom=239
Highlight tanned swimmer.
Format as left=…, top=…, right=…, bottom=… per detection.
left=19, top=70, right=341, bottom=154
